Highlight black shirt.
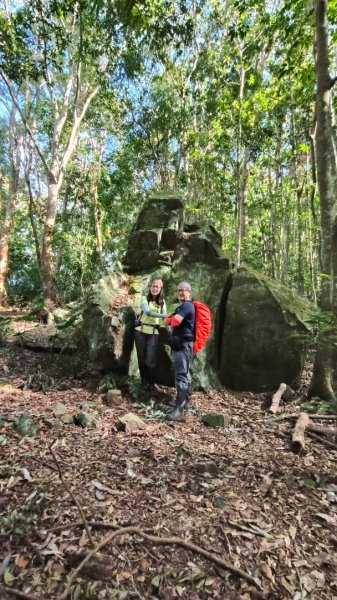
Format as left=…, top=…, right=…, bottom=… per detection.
left=173, top=301, right=195, bottom=341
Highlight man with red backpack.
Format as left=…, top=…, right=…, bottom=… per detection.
left=165, top=282, right=196, bottom=421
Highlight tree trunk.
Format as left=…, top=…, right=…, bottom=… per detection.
left=309, top=0, right=337, bottom=400
left=1, top=55, right=100, bottom=310
left=40, top=176, right=62, bottom=309
left=0, top=104, right=21, bottom=306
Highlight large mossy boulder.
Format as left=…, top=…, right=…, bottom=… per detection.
left=81, top=268, right=135, bottom=371
left=218, top=265, right=315, bottom=391
left=83, top=194, right=314, bottom=394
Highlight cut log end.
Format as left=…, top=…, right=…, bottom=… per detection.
left=291, top=412, right=310, bottom=453
left=269, top=383, right=287, bottom=414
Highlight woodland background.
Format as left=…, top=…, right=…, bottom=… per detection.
left=1, top=0, right=337, bottom=398
left=2, top=4, right=337, bottom=599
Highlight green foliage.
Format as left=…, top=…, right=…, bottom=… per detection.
left=55, top=315, right=79, bottom=330
left=125, top=375, right=142, bottom=402
left=0, top=0, right=332, bottom=311
left=0, top=509, right=37, bottom=536
left=300, top=397, right=337, bottom=415
left=302, top=478, right=316, bottom=489
left=0, top=316, right=11, bottom=343
left=98, top=372, right=122, bottom=393
left=0, top=491, right=51, bottom=535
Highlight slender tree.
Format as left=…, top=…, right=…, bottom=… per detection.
left=0, top=97, right=22, bottom=306
left=309, top=0, right=337, bottom=399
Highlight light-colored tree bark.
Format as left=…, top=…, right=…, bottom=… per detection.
left=1, top=52, right=100, bottom=309
left=269, top=383, right=287, bottom=414
left=0, top=101, right=22, bottom=306
left=309, top=0, right=337, bottom=400
left=235, top=60, right=249, bottom=267
left=292, top=412, right=310, bottom=452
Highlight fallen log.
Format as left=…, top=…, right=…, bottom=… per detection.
left=269, top=383, right=287, bottom=414
left=292, top=412, right=310, bottom=453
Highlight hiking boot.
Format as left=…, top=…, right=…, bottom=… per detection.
left=166, top=388, right=187, bottom=421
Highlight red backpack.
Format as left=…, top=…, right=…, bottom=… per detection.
left=192, top=300, right=211, bottom=353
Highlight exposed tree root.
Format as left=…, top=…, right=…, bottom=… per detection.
left=59, top=525, right=262, bottom=599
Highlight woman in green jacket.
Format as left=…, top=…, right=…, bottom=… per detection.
left=135, top=279, right=167, bottom=391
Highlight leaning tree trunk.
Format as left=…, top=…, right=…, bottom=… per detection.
left=0, top=104, right=21, bottom=306
left=309, top=0, right=337, bottom=400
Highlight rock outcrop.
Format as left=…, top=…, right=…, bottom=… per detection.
left=124, top=194, right=184, bottom=271
left=218, top=266, right=314, bottom=391
left=81, top=269, right=135, bottom=370
left=82, top=193, right=315, bottom=392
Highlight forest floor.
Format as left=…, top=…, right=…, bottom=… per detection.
left=0, top=319, right=337, bottom=600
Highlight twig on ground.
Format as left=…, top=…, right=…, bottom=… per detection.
left=49, top=440, right=95, bottom=547
left=44, top=520, right=144, bottom=534
left=59, top=525, right=262, bottom=599
left=307, top=431, right=337, bottom=450
left=306, top=414, right=337, bottom=420
left=263, top=413, right=299, bottom=424
left=139, top=543, right=162, bottom=563
left=266, top=413, right=337, bottom=424
left=118, top=550, right=147, bottom=600
left=0, top=586, right=43, bottom=600
left=308, top=423, right=337, bottom=436
left=272, top=430, right=290, bottom=442
left=29, top=454, right=58, bottom=472
left=219, top=525, right=232, bottom=557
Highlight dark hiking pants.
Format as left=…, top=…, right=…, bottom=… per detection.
left=135, top=330, right=159, bottom=372
left=172, top=341, right=193, bottom=393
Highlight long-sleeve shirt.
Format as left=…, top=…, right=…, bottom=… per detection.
left=135, top=295, right=167, bottom=335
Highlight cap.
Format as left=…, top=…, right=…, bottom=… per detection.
left=177, top=282, right=191, bottom=291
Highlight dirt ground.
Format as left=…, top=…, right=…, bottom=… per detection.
left=0, top=326, right=337, bottom=600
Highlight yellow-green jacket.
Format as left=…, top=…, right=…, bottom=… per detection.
left=135, top=295, right=167, bottom=335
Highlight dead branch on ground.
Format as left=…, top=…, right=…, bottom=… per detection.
left=44, top=520, right=144, bottom=534
left=307, top=431, right=337, bottom=450
left=266, top=413, right=337, bottom=424
left=308, top=423, right=337, bottom=436
left=0, top=586, right=43, bottom=600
